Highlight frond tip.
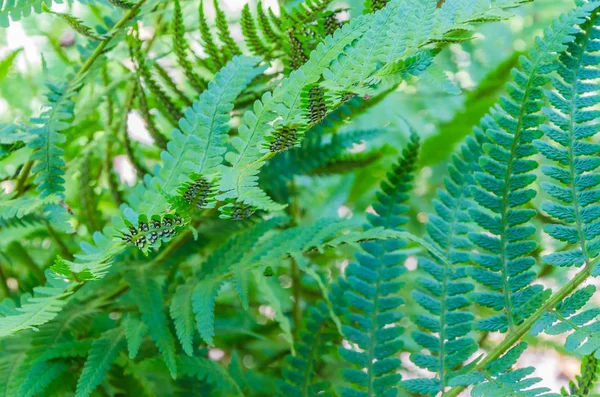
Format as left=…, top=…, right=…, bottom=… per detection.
left=339, top=132, right=419, bottom=397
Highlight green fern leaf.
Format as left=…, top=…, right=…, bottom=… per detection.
left=0, top=271, right=72, bottom=338
left=126, top=55, right=264, bottom=220
left=561, top=354, right=600, bottom=396
left=192, top=217, right=284, bottom=345
left=532, top=285, right=600, bottom=357
left=28, top=78, right=79, bottom=231
left=75, top=327, right=126, bottom=397
left=199, top=0, right=223, bottom=71
left=448, top=343, right=556, bottom=397
left=241, top=4, right=270, bottom=56
left=214, top=0, right=241, bottom=62
left=21, top=360, right=68, bottom=397
left=43, top=4, right=102, bottom=41
left=170, top=284, right=195, bottom=356
left=173, top=0, right=207, bottom=94
left=338, top=133, right=419, bottom=397
left=256, top=1, right=281, bottom=44
left=404, top=134, right=484, bottom=393
left=467, top=3, right=598, bottom=333
left=124, top=314, right=148, bottom=359
left=0, top=352, right=27, bottom=397
left=177, top=355, right=247, bottom=396
left=129, top=36, right=182, bottom=126
left=0, top=0, right=55, bottom=27
left=106, top=0, right=136, bottom=9
left=534, top=9, right=600, bottom=269
left=125, top=267, right=178, bottom=378
left=278, top=301, right=335, bottom=397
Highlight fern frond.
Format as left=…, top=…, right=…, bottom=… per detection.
left=124, top=314, right=148, bottom=359
left=129, top=36, right=182, bottom=126
left=199, top=0, right=223, bottom=71
left=214, top=0, right=241, bottom=62
left=125, top=267, right=178, bottom=378
left=448, top=343, right=556, bottom=397
left=51, top=228, right=124, bottom=281
left=136, top=79, right=168, bottom=149
left=283, top=0, right=333, bottom=27
left=0, top=272, right=72, bottom=338
left=43, top=4, right=102, bottom=41
left=173, top=0, right=207, bottom=94
left=467, top=4, right=598, bottom=333
left=106, top=0, right=136, bottom=9
left=177, top=355, right=247, bottom=396
left=0, top=352, right=26, bottom=397
left=218, top=0, right=528, bottom=217
left=532, top=285, right=600, bottom=358
left=404, top=132, right=484, bottom=394
left=217, top=8, right=378, bottom=215
left=75, top=327, right=126, bottom=397
left=339, top=133, right=419, bottom=397
left=170, top=284, right=195, bottom=356
left=256, top=1, right=281, bottom=44
left=0, top=0, right=57, bottom=27
left=562, top=353, right=600, bottom=396
left=127, top=55, right=263, bottom=220
left=191, top=217, right=284, bottom=345
left=21, top=360, right=68, bottom=397
left=278, top=301, right=335, bottom=397
left=241, top=4, right=270, bottom=56
left=534, top=9, right=600, bottom=268
left=153, top=62, right=193, bottom=107
left=29, top=79, right=77, bottom=199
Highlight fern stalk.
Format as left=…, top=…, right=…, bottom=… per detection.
left=444, top=259, right=595, bottom=397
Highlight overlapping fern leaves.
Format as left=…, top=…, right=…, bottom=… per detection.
left=338, top=133, right=418, bottom=397
left=467, top=4, right=599, bottom=334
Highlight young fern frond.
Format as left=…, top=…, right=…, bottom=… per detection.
left=278, top=301, right=335, bottom=397
left=136, top=80, right=168, bottom=149
left=214, top=0, right=241, bottom=62
left=339, top=133, right=419, bottom=397
left=403, top=131, right=485, bottom=395
left=129, top=36, right=182, bottom=126
left=561, top=353, right=600, bottom=396
left=467, top=4, right=598, bottom=333
left=241, top=4, right=270, bottom=56
left=153, top=62, right=193, bottom=107
left=534, top=10, right=600, bottom=268
left=199, top=0, right=224, bottom=71
left=256, top=1, right=281, bottom=44
left=43, top=4, right=102, bottom=41
left=173, top=0, right=207, bottom=94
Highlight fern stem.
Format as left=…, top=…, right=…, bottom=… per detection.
left=14, top=160, right=33, bottom=196
left=0, top=261, right=9, bottom=297
left=76, top=1, right=146, bottom=81
left=443, top=261, right=595, bottom=397
left=44, top=221, right=73, bottom=261
left=9, top=242, right=45, bottom=283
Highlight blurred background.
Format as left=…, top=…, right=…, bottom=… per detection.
left=0, top=0, right=587, bottom=392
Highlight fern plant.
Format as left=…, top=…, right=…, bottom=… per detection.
left=4, top=0, right=600, bottom=396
